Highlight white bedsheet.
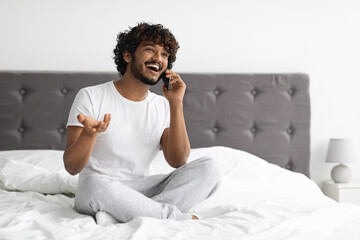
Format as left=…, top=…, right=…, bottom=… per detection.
left=1, top=146, right=360, bottom=240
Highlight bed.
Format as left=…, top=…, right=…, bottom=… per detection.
left=1, top=71, right=360, bottom=239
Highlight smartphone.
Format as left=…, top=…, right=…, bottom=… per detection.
left=160, top=71, right=170, bottom=90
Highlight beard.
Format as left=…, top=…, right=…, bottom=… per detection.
left=131, top=57, right=162, bottom=86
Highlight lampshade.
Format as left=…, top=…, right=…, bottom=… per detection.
left=325, top=138, right=359, bottom=183
left=325, top=139, right=358, bottom=164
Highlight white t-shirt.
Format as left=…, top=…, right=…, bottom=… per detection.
left=67, top=81, right=170, bottom=180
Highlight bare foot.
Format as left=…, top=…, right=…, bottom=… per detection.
left=191, top=215, right=199, bottom=220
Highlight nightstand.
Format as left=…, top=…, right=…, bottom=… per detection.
left=322, top=180, right=360, bottom=205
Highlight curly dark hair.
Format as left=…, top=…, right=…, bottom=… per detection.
left=113, top=22, right=180, bottom=75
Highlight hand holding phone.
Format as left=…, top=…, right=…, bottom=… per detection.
left=161, top=70, right=186, bottom=103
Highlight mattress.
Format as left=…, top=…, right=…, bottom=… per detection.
left=1, top=146, right=360, bottom=239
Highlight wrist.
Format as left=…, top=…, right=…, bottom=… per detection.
left=81, top=129, right=98, bottom=138
left=168, top=100, right=183, bottom=107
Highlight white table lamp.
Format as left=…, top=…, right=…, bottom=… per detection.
left=325, top=139, right=359, bottom=183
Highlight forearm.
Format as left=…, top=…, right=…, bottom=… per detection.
left=63, top=130, right=98, bottom=175
left=166, top=101, right=191, bottom=167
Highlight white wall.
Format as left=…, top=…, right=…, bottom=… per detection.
left=1, top=0, right=360, bottom=184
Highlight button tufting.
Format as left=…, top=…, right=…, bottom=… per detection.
left=251, top=89, right=257, bottom=96
left=213, top=89, right=220, bottom=96
left=288, top=89, right=294, bottom=95
left=250, top=127, right=256, bottom=133
left=61, top=88, right=68, bottom=94
left=212, top=127, right=218, bottom=133
left=285, top=163, right=292, bottom=170
left=19, top=89, right=26, bottom=95
left=18, top=127, right=24, bottom=133
left=287, top=128, right=293, bottom=134
left=58, top=127, right=65, bottom=133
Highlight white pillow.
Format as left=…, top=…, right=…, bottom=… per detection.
left=149, top=146, right=291, bottom=179
left=0, top=150, right=77, bottom=194
left=149, top=146, right=327, bottom=207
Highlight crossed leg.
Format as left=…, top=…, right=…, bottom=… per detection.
left=74, top=156, right=221, bottom=223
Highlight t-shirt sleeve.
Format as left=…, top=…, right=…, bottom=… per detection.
left=164, top=98, right=170, bottom=129
left=66, top=89, right=94, bottom=128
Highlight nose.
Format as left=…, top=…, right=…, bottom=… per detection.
left=149, top=51, right=163, bottom=69
left=153, top=50, right=162, bottom=61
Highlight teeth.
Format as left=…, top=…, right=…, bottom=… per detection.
left=146, top=64, right=160, bottom=71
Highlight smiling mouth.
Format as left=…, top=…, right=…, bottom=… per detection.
left=145, top=62, right=161, bottom=73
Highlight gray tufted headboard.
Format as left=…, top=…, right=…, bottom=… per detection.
left=0, top=72, right=310, bottom=176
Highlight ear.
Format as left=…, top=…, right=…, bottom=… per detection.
left=123, top=51, right=132, bottom=63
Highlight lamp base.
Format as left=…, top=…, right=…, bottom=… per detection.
left=331, top=164, right=352, bottom=183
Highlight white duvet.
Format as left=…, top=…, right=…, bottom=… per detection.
left=1, top=146, right=360, bottom=240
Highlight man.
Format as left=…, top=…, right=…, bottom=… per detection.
left=63, top=22, right=221, bottom=224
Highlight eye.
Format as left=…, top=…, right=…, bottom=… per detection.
left=146, top=47, right=154, bottom=52
left=162, top=52, right=169, bottom=58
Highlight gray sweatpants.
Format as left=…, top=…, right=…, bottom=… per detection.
left=74, top=156, right=222, bottom=223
